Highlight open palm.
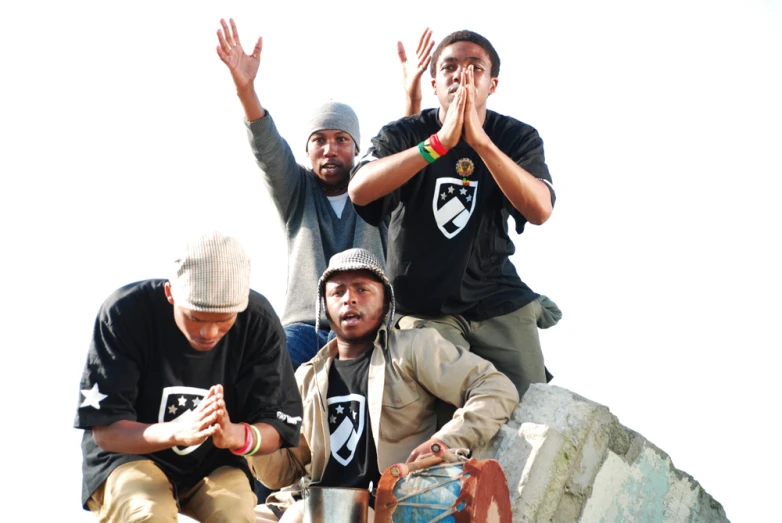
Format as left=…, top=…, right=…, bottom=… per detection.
left=216, top=18, right=262, bottom=91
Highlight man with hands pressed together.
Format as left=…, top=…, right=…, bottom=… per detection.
left=251, top=248, right=517, bottom=523
left=349, top=30, right=559, bottom=399
left=74, top=231, right=302, bottom=522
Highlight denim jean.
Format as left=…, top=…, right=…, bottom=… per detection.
left=284, top=323, right=333, bottom=370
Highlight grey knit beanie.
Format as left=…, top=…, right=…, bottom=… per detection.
left=305, top=101, right=360, bottom=153
left=169, top=231, right=251, bottom=313
left=315, top=248, right=394, bottom=333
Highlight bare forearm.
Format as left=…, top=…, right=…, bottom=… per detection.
left=236, top=85, right=266, bottom=122
left=349, top=147, right=428, bottom=205
left=253, top=422, right=283, bottom=455
left=474, top=141, right=553, bottom=225
left=93, top=420, right=176, bottom=454
left=405, top=96, right=421, bottom=117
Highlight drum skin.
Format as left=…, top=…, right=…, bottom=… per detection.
left=375, top=458, right=512, bottom=523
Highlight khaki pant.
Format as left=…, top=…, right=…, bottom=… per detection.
left=87, top=460, right=257, bottom=522
left=397, top=300, right=546, bottom=399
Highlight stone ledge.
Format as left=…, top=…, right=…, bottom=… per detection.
left=475, top=384, right=729, bottom=522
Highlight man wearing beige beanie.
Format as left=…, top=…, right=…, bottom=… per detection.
left=74, top=231, right=302, bottom=522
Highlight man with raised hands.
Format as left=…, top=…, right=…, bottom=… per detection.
left=349, top=30, right=560, bottom=400
left=216, top=19, right=434, bottom=369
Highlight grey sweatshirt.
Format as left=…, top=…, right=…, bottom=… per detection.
left=246, top=113, right=388, bottom=327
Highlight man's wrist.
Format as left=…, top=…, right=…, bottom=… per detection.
left=229, top=422, right=248, bottom=450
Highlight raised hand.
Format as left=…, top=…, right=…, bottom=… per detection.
left=216, top=18, right=262, bottom=92
left=399, top=28, right=434, bottom=115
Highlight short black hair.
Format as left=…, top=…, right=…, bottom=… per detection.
left=430, top=30, right=501, bottom=78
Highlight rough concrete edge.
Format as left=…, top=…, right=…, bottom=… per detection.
left=602, top=421, right=730, bottom=522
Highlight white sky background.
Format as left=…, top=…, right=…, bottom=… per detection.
left=1, top=0, right=780, bottom=520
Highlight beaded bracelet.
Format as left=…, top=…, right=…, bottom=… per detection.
left=246, top=424, right=263, bottom=456
left=230, top=423, right=253, bottom=456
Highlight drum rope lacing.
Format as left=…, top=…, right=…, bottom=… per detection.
left=384, top=463, right=472, bottom=523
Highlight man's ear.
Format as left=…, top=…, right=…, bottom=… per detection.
left=164, top=281, right=175, bottom=305
left=431, top=78, right=437, bottom=95
left=489, top=77, right=498, bottom=95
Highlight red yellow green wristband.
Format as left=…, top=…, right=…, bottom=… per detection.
left=418, top=141, right=437, bottom=163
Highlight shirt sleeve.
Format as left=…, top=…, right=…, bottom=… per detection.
left=74, top=309, right=143, bottom=429
left=234, top=300, right=303, bottom=449
left=405, top=329, right=519, bottom=451
left=504, top=124, right=555, bottom=233
left=350, top=119, right=418, bottom=226
left=246, top=112, right=309, bottom=221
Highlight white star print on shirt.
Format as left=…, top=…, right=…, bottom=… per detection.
left=178, top=396, right=187, bottom=406
left=336, top=405, right=344, bottom=414
left=168, top=405, right=178, bottom=415
left=460, top=187, right=467, bottom=195
left=80, top=383, right=108, bottom=410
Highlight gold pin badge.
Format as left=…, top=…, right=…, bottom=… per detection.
left=455, top=158, right=475, bottom=178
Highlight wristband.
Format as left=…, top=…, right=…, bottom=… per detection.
left=428, top=134, right=449, bottom=156
left=246, top=424, right=263, bottom=456
left=418, top=142, right=437, bottom=163
left=230, top=423, right=253, bottom=456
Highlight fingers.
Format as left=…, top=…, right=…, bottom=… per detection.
left=252, top=37, right=263, bottom=60
left=229, top=18, right=241, bottom=47
left=220, top=19, right=233, bottom=48
left=416, top=29, right=434, bottom=70
left=397, top=41, right=408, bottom=64
left=416, top=28, right=432, bottom=56
left=216, top=27, right=230, bottom=55
left=418, top=41, right=434, bottom=71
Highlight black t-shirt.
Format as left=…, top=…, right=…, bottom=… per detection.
left=73, top=279, right=303, bottom=508
left=314, top=350, right=379, bottom=504
left=353, top=109, right=556, bottom=320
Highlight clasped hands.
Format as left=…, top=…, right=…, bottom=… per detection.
left=437, top=66, right=489, bottom=152
left=168, top=384, right=246, bottom=451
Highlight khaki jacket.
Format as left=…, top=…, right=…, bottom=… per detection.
left=249, top=325, right=518, bottom=492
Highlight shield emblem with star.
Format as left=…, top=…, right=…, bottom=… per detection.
left=327, top=394, right=366, bottom=466
left=432, top=177, right=478, bottom=239
left=158, top=385, right=209, bottom=456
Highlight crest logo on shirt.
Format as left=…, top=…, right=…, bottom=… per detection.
left=432, top=177, right=478, bottom=239
left=327, top=394, right=366, bottom=466
left=158, top=386, right=209, bottom=456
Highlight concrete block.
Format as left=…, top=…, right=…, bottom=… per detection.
left=472, top=384, right=729, bottom=522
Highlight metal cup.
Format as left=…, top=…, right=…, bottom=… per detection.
left=303, top=487, right=369, bottom=523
